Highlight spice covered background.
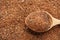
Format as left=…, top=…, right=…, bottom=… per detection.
left=0, top=0, right=60, bottom=40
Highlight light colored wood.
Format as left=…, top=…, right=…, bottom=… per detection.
left=44, top=11, right=60, bottom=30
left=48, top=17, right=60, bottom=30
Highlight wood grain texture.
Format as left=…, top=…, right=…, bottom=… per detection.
left=0, top=0, right=60, bottom=40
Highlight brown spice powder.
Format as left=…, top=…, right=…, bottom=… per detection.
left=25, top=11, right=52, bottom=32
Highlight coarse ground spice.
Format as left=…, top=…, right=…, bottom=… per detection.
left=0, top=0, right=60, bottom=40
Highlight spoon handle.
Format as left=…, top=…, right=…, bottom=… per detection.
left=48, top=18, right=60, bottom=30
left=43, top=11, right=60, bottom=25
left=51, top=18, right=60, bottom=27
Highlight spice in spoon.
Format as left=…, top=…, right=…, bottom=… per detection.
left=25, top=11, right=52, bottom=32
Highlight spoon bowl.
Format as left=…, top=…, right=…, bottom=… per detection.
left=25, top=10, right=60, bottom=32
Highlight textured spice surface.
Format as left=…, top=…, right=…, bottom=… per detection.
left=0, top=0, right=60, bottom=40
left=25, top=11, right=52, bottom=32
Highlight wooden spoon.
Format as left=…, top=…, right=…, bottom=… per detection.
left=25, top=10, right=60, bottom=32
